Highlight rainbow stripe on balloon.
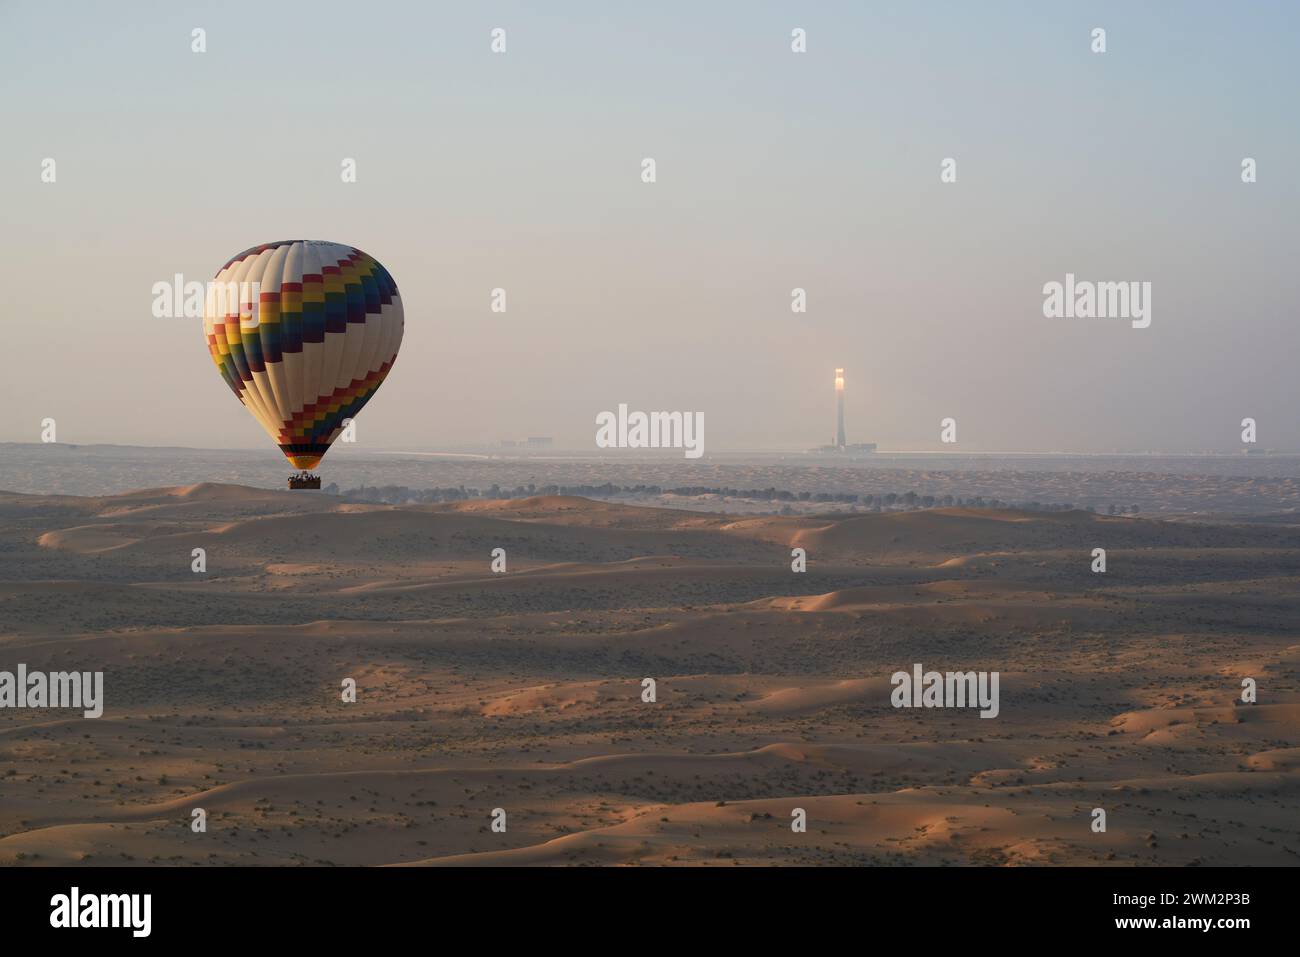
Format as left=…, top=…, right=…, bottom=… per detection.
left=202, top=240, right=403, bottom=471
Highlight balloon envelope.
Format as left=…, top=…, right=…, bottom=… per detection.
left=202, top=240, right=403, bottom=470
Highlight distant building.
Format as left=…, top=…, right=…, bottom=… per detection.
left=835, top=367, right=847, bottom=448
left=526, top=436, right=553, bottom=448
left=811, top=367, right=874, bottom=454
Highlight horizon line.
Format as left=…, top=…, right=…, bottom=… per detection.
left=2, top=440, right=1296, bottom=458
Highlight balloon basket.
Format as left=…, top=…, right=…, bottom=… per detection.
left=288, top=473, right=321, bottom=490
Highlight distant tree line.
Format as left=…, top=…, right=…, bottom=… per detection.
left=326, top=481, right=1140, bottom=515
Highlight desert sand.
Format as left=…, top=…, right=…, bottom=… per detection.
left=1, top=483, right=1298, bottom=866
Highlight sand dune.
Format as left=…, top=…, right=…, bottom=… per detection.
left=2, top=486, right=1298, bottom=866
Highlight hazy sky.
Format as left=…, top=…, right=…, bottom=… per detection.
left=3, top=1, right=1298, bottom=453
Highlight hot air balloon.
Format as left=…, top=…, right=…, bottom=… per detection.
left=201, top=241, right=403, bottom=489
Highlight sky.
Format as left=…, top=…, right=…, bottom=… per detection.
left=2, top=0, right=1298, bottom=454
